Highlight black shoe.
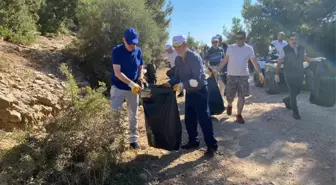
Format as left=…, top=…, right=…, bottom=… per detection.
left=283, top=98, right=292, bottom=110
left=205, top=146, right=218, bottom=157
left=181, top=142, right=199, bottom=149
left=130, top=142, right=141, bottom=150
left=293, top=112, right=301, bottom=120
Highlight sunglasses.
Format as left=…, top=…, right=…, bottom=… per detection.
left=236, top=37, right=245, bottom=40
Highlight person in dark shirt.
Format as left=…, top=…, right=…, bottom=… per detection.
left=275, top=32, right=325, bottom=120
left=205, top=36, right=226, bottom=96
left=216, top=34, right=228, bottom=53
left=161, top=35, right=218, bottom=156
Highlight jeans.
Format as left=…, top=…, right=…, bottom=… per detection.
left=110, top=86, right=139, bottom=143
left=184, top=86, right=217, bottom=147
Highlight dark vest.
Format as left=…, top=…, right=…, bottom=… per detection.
left=283, top=45, right=305, bottom=77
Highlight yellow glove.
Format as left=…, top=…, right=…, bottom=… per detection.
left=138, top=77, right=147, bottom=84
left=160, top=82, right=171, bottom=88
left=128, top=81, right=141, bottom=94
left=173, top=83, right=183, bottom=92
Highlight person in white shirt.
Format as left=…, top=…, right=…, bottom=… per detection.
left=272, top=32, right=288, bottom=56
left=212, top=31, right=264, bottom=124
left=165, top=44, right=178, bottom=68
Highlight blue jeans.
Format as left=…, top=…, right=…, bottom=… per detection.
left=185, top=86, right=217, bottom=147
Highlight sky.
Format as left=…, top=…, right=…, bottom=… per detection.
left=166, top=0, right=256, bottom=45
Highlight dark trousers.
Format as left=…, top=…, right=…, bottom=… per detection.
left=185, top=86, right=217, bottom=147
left=284, top=76, right=303, bottom=113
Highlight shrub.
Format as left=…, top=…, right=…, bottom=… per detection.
left=0, top=64, right=127, bottom=185
left=38, top=0, right=78, bottom=35
left=73, top=0, right=162, bottom=86
left=0, top=0, right=41, bottom=44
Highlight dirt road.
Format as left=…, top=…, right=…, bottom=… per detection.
left=128, top=68, right=336, bottom=185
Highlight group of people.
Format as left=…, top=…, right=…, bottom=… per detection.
left=110, top=27, right=325, bottom=156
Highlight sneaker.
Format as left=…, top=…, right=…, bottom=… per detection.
left=227, top=105, right=232, bottom=116
left=283, top=98, right=292, bottom=110
left=130, top=142, right=141, bottom=150
left=181, top=142, right=199, bottom=150
left=205, top=145, right=218, bottom=157
left=293, top=112, right=301, bottom=120
left=235, top=115, right=245, bottom=124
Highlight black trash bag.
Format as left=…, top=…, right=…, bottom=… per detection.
left=309, top=62, right=336, bottom=107
left=207, top=75, right=225, bottom=115
left=145, top=63, right=157, bottom=84
left=141, top=85, right=182, bottom=151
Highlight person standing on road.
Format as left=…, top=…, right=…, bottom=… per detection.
left=110, top=28, right=146, bottom=149
left=165, top=44, right=184, bottom=97
left=212, top=31, right=264, bottom=124
left=161, top=35, right=218, bottom=156
left=272, top=32, right=288, bottom=57
left=205, top=36, right=226, bottom=96
left=275, top=32, right=325, bottom=120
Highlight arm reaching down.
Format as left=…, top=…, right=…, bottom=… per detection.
left=211, top=54, right=229, bottom=74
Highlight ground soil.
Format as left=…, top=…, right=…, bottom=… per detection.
left=126, top=67, right=336, bottom=185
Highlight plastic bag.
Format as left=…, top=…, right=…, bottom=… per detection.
left=309, top=63, right=336, bottom=107
left=145, top=63, right=157, bottom=84
left=309, top=76, right=336, bottom=107
left=141, top=85, right=182, bottom=151
left=207, top=75, right=225, bottom=115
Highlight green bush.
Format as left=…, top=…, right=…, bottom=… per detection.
left=0, top=64, right=128, bottom=185
left=0, top=0, right=41, bottom=44
left=38, top=0, right=78, bottom=35
left=73, top=0, right=164, bottom=86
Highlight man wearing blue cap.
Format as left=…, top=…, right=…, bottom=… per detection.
left=110, top=28, right=145, bottom=149
left=161, top=35, right=218, bottom=156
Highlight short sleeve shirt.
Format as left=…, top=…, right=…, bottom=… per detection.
left=111, top=44, right=144, bottom=90
left=165, top=50, right=178, bottom=68
left=226, top=44, right=255, bottom=76
left=272, top=40, right=288, bottom=56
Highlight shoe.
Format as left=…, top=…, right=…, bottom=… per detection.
left=235, top=115, right=245, bottom=124
left=227, top=105, right=232, bottom=116
left=205, top=145, right=218, bottom=157
left=283, top=98, right=292, bottom=110
left=181, top=142, right=199, bottom=149
left=130, top=142, right=141, bottom=150
left=293, top=112, right=301, bottom=120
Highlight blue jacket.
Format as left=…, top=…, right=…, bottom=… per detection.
left=169, top=49, right=207, bottom=92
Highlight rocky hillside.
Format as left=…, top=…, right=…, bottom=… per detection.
left=0, top=36, right=80, bottom=131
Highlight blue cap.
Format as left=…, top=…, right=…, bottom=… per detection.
left=123, top=28, right=139, bottom=45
